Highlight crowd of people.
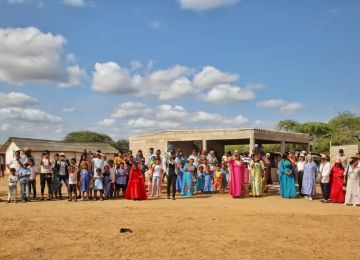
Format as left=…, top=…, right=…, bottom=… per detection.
left=4, top=146, right=360, bottom=206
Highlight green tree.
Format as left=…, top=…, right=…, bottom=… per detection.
left=64, top=131, right=114, bottom=143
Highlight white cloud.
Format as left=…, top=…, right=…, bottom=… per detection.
left=257, top=99, right=287, bottom=108
left=257, top=99, right=302, bottom=114
left=126, top=117, right=181, bottom=130
left=156, top=105, right=187, bottom=121
left=8, top=0, right=27, bottom=3
left=280, top=102, right=302, bottom=115
left=0, top=124, right=11, bottom=131
left=62, top=106, right=75, bottom=113
left=179, top=0, right=239, bottom=11
left=193, top=66, right=239, bottom=88
left=0, top=27, right=85, bottom=87
left=0, top=92, right=37, bottom=106
left=201, top=84, right=255, bottom=104
left=158, top=77, right=193, bottom=100
left=97, top=118, right=115, bottom=126
left=62, top=0, right=86, bottom=7
left=0, top=107, right=62, bottom=123
left=111, top=102, right=151, bottom=118
left=130, top=60, right=143, bottom=71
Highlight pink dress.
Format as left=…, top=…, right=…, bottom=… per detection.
left=229, top=160, right=245, bottom=198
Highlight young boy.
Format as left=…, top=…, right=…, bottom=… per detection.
left=114, top=162, right=128, bottom=198
left=28, top=159, right=37, bottom=200
left=68, top=165, right=78, bottom=202
left=8, top=168, right=18, bottom=203
left=18, top=162, right=31, bottom=202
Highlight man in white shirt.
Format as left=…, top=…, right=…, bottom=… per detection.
left=92, top=150, right=105, bottom=174
left=319, top=154, right=331, bottom=203
left=7, top=150, right=22, bottom=175
left=296, top=153, right=306, bottom=197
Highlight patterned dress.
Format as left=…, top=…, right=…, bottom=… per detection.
left=250, top=160, right=264, bottom=196
left=301, top=162, right=317, bottom=196
left=181, top=163, right=195, bottom=196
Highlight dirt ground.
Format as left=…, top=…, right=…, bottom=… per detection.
left=0, top=177, right=359, bottom=260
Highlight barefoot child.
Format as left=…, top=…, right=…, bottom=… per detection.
left=213, top=164, right=223, bottom=193
left=7, top=168, right=18, bottom=203
left=114, top=162, right=127, bottom=198
left=242, top=162, right=250, bottom=197
left=103, top=165, right=111, bottom=200
left=80, top=162, right=90, bottom=200
left=221, top=162, right=229, bottom=193
left=18, top=162, right=31, bottom=203
left=28, top=159, right=37, bottom=200
left=204, top=165, right=214, bottom=194
left=196, top=165, right=205, bottom=193
left=68, top=165, right=77, bottom=202
left=93, top=168, right=103, bottom=201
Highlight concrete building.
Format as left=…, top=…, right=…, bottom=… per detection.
left=0, top=137, right=118, bottom=174
left=129, top=128, right=310, bottom=156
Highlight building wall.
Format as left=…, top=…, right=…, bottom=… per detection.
left=330, top=144, right=359, bottom=162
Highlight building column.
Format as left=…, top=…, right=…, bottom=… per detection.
left=249, top=137, right=255, bottom=154
left=306, top=142, right=311, bottom=153
left=202, top=139, right=207, bottom=152
left=280, top=141, right=286, bottom=154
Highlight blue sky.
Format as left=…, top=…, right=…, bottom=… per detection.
left=0, top=0, right=359, bottom=143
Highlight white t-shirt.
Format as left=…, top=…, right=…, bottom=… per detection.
left=8, top=158, right=21, bottom=175
left=153, top=165, right=162, bottom=177
left=68, top=172, right=77, bottom=185
left=41, top=158, right=52, bottom=174
left=296, top=161, right=305, bottom=172
left=29, top=166, right=37, bottom=181
left=8, top=175, right=18, bottom=186
left=92, top=158, right=105, bottom=173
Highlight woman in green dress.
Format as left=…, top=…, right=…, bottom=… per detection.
left=250, top=154, right=265, bottom=197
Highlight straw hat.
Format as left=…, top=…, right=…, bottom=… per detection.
left=320, top=154, right=328, bottom=160
left=350, top=154, right=360, bottom=160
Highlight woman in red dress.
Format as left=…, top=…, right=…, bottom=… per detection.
left=125, top=162, right=148, bottom=200
left=329, top=159, right=345, bottom=203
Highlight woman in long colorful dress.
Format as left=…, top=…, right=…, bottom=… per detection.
left=196, top=165, right=205, bottom=193
left=181, top=158, right=195, bottom=196
left=301, top=154, right=317, bottom=201
left=344, top=156, right=360, bottom=206
left=329, top=159, right=345, bottom=203
left=250, top=155, right=264, bottom=197
left=125, top=162, right=148, bottom=200
left=176, top=162, right=184, bottom=193
left=228, top=152, right=245, bottom=198
left=279, top=153, right=297, bottom=198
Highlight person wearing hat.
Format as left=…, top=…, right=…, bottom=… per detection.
left=17, top=161, right=31, bottom=202
left=334, top=149, right=348, bottom=169
left=329, top=159, right=346, bottom=203
left=344, top=155, right=360, bottom=206
left=55, top=153, right=70, bottom=200
left=20, top=147, right=34, bottom=166
left=296, top=153, right=306, bottom=197
left=165, top=150, right=180, bottom=200
left=318, top=154, right=331, bottom=203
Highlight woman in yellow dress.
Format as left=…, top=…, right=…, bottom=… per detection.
left=250, top=154, right=265, bottom=197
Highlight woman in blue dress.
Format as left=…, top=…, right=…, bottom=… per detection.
left=279, top=153, right=297, bottom=198
left=181, top=158, right=195, bottom=196
left=176, top=162, right=184, bottom=193
left=196, top=165, right=205, bottom=193
left=302, top=154, right=318, bottom=201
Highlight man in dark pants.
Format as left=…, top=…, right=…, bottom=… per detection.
left=166, top=150, right=179, bottom=200
left=296, top=153, right=305, bottom=197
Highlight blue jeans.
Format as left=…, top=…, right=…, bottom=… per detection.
left=20, top=181, right=29, bottom=200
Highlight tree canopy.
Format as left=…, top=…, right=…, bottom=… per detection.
left=63, top=131, right=129, bottom=151
left=277, top=112, right=360, bottom=153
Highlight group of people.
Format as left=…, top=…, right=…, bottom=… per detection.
left=278, top=149, right=360, bottom=206
left=4, top=146, right=360, bottom=207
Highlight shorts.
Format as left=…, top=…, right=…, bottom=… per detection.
left=69, top=184, right=77, bottom=193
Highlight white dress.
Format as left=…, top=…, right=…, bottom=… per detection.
left=345, top=167, right=360, bottom=205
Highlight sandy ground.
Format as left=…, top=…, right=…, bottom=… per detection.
left=0, top=177, right=359, bottom=260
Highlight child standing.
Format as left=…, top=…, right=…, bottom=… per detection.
left=203, top=165, right=214, bottom=194
left=176, top=162, right=184, bottom=193
left=93, top=168, right=104, bottom=201
left=242, top=162, right=250, bottom=198
left=196, top=165, right=205, bottom=193
left=102, top=165, right=111, bottom=200
left=151, top=158, right=162, bottom=197
left=68, top=165, right=77, bottom=202
left=7, top=168, right=18, bottom=203
left=213, top=165, right=222, bottom=193
left=114, top=162, right=127, bottom=198
left=18, top=162, right=31, bottom=202
left=28, top=159, right=37, bottom=200
left=80, top=162, right=90, bottom=200
left=221, top=163, right=229, bottom=193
